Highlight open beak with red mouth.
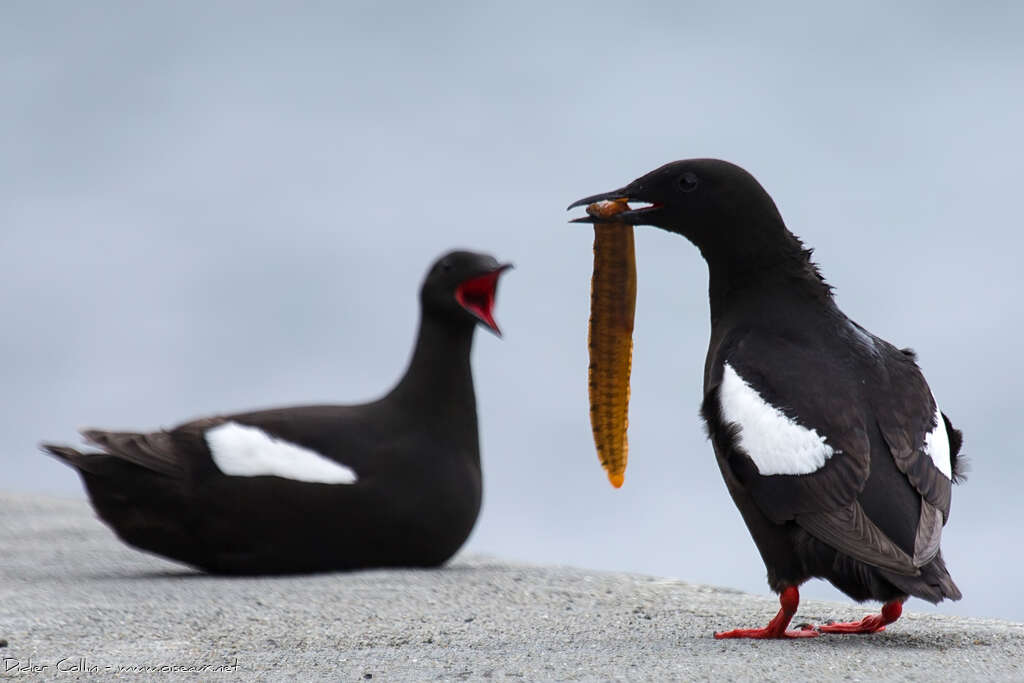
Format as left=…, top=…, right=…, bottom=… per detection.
left=455, top=264, right=512, bottom=336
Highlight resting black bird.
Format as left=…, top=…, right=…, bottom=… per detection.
left=569, top=160, right=964, bottom=638
left=43, top=250, right=511, bottom=575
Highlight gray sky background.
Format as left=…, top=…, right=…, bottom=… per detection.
left=3, top=2, right=1022, bottom=621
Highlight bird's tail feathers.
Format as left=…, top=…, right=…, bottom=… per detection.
left=881, top=551, right=962, bottom=603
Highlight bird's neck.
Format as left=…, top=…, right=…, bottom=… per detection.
left=387, top=314, right=479, bottom=435
left=704, top=229, right=834, bottom=326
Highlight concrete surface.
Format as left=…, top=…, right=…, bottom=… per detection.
left=1, top=493, right=1021, bottom=681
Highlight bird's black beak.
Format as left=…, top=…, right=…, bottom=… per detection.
left=567, top=184, right=662, bottom=225
left=456, top=263, right=513, bottom=337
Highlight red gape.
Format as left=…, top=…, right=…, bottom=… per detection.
left=714, top=586, right=819, bottom=639
left=818, top=600, right=903, bottom=634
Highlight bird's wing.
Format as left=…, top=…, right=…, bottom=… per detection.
left=704, top=333, right=937, bottom=574
left=169, top=405, right=391, bottom=483
left=870, top=345, right=963, bottom=521
left=75, top=429, right=185, bottom=477
left=52, top=405, right=401, bottom=486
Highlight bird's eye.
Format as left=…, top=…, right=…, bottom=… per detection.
left=441, top=261, right=453, bottom=272
left=679, top=172, right=699, bottom=192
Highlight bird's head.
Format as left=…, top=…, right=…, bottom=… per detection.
left=568, top=159, right=785, bottom=254
left=421, top=250, right=512, bottom=336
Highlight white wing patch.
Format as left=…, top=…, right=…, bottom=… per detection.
left=719, top=363, right=836, bottom=475
left=923, top=405, right=951, bottom=480
left=205, top=421, right=358, bottom=484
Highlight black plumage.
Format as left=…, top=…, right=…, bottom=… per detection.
left=570, top=160, right=964, bottom=637
left=43, top=250, right=510, bottom=575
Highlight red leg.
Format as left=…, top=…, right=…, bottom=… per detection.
left=714, top=586, right=819, bottom=639
left=817, top=600, right=903, bottom=634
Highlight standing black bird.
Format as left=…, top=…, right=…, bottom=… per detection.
left=569, top=160, right=964, bottom=638
left=43, top=250, right=511, bottom=575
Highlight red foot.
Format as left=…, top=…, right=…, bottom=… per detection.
left=817, top=600, right=903, bottom=634
left=714, top=625, right=819, bottom=639
left=714, top=586, right=819, bottom=639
